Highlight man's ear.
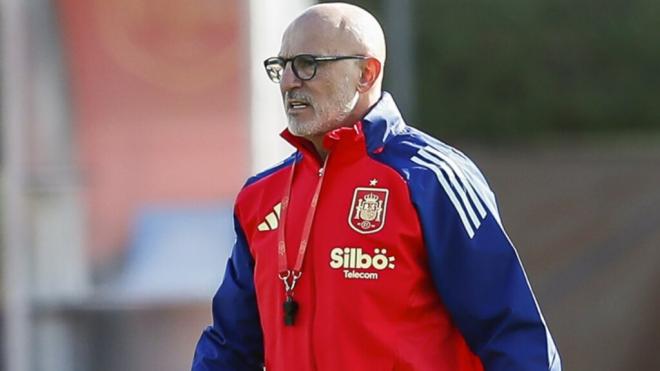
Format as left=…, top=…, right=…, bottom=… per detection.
left=357, top=58, right=381, bottom=93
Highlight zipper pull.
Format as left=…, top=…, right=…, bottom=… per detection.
left=318, top=167, right=324, bottom=177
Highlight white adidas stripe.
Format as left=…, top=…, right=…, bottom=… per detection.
left=412, top=146, right=496, bottom=238
left=411, top=156, right=476, bottom=238
left=417, top=149, right=482, bottom=231
left=427, top=144, right=501, bottom=226
left=420, top=147, right=487, bottom=219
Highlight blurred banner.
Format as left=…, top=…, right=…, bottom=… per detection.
left=56, top=0, right=249, bottom=266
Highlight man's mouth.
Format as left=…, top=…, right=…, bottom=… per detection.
left=287, top=99, right=311, bottom=111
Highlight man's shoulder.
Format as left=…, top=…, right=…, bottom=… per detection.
left=233, top=152, right=298, bottom=226
left=379, top=126, right=482, bottom=181
left=381, top=126, right=499, bottom=227
left=242, top=152, right=299, bottom=191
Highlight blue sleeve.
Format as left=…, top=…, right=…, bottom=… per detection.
left=407, top=148, right=561, bottom=371
left=192, top=215, right=264, bottom=371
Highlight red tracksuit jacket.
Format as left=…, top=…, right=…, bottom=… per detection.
left=193, top=93, right=561, bottom=371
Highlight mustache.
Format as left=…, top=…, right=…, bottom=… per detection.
left=285, top=91, right=313, bottom=104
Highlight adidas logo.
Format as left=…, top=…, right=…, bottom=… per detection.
left=257, top=202, right=281, bottom=231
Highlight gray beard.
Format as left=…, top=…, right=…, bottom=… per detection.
left=287, top=90, right=359, bottom=137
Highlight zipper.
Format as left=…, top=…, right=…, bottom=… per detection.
left=309, top=155, right=329, bottom=371
left=309, top=237, right=319, bottom=371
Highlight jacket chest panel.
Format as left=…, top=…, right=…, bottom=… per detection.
left=247, top=156, right=429, bottom=311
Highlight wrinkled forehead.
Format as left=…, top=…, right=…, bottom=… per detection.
left=279, top=17, right=361, bottom=57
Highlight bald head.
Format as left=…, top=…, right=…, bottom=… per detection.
left=282, top=2, right=386, bottom=73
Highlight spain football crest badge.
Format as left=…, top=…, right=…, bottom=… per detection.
left=348, top=180, right=389, bottom=234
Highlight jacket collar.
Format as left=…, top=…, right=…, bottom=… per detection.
left=280, top=91, right=406, bottom=156
left=361, top=91, right=407, bottom=154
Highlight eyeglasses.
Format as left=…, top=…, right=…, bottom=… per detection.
left=263, top=54, right=368, bottom=83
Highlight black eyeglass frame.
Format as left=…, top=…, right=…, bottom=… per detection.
left=263, top=54, right=368, bottom=83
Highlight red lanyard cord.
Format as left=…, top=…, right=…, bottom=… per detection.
left=277, top=155, right=329, bottom=296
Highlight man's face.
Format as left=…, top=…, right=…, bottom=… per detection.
left=278, top=25, right=361, bottom=138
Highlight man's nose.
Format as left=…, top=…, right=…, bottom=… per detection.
left=280, top=62, right=302, bottom=91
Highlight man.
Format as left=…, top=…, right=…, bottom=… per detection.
left=193, top=3, right=561, bottom=370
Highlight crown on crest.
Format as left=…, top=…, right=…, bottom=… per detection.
left=363, top=193, right=379, bottom=202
